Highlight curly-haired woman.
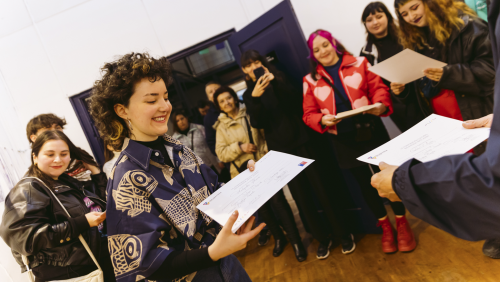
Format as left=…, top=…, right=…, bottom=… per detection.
left=391, top=0, right=495, bottom=154
left=90, top=53, right=264, bottom=282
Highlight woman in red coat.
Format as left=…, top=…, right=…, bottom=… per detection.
left=303, top=29, right=417, bottom=253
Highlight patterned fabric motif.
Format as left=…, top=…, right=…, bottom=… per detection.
left=108, top=234, right=143, bottom=277
left=113, top=170, right=158, bottom=217
left=106, top=136, right=223, bottom=282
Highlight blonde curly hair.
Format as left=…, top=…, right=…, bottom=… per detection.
left=395, top=0, right=477, bottom=50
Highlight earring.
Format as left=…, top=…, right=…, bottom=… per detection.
left=127, top=119, right=133, bottom=131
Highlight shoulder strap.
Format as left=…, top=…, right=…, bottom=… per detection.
left=321, top=76, right=350, bottom=105
left=231, top=116, right=257, bottom=170
left=243, top=116, right=255, bottom=145
left=21, top=177, right=102, bottom=272
left=190, top=131, right=194, bottom=151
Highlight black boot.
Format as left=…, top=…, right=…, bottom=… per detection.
left=483, top=238, right=500, bottom=259
left=273, top=238, right=288, bottom=257
left=258, top=229, right=271, bottom=246
left=292, top=241, right=307, bottom=262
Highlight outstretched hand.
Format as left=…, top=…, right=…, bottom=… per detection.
left=462, top=114, right=493, bottom=129
left=208, top=211, right=266, bottom=261
left=371, top=162, right=401, bottom=202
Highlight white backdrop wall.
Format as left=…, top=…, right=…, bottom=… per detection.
left=0, top=0, right=399, bottom=280
left=0, top=0, right=397, bottom=159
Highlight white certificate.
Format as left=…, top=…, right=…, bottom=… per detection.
left=357, top=114, right=490, bottom=166
left=196, top=150, right=313, bottom=233
left=368, top=49, right=447, bottom=84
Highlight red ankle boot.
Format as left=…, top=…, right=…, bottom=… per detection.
left=396, top=216, right=417, bottom=252
left=377, top=217, right=397, bottom=253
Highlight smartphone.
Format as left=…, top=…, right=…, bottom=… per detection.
left=253, top=67, right=266, bottom=81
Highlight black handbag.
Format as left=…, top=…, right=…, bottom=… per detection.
left=232, top=116, right=257, bottom=173
left=321, top=76, right=376, bottom=142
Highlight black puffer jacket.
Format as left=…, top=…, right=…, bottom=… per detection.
left=0, top=173, right=107, bottom=274
left=396, top=13, right=495, bottom=121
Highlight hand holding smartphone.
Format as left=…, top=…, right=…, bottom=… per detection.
left=253, top=67, right=266, bottom=81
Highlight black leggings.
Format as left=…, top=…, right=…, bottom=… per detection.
left=258, top=190, right=302, bottom=244
left=285, top=141, right=352, bottom=243
left=349, top=164, right=406, bottom=219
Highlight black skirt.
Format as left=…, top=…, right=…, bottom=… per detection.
left=328, top=116, right=390, bottom=169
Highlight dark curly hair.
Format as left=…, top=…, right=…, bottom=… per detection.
left=26, top=113, right=66, bottom=145
left=90, top=52, right=173, bottom=151
left=212, top=86, right=239, bottom=113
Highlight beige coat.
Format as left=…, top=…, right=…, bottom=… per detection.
left=215, top=106, right=268, bottom=178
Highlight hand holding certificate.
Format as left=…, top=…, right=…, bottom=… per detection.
left=357, top=114, right=490, bottom=166
left=197, top=151, right=313, bottom=233
left=334, top=103, right=381, bottom=120
left=368, top=49, right=447, bottom=84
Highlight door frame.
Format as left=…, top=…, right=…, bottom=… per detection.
left=69, top=89, right=105, bottom=166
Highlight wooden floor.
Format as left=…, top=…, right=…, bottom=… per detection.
left=235, top=206, right=500, bottom=282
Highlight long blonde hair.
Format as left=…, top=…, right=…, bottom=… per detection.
left=395, top=0, right=476, bottom=50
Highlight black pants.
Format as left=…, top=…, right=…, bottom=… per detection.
left=285, top=140, right=352, bottom=243
left=258, top=189, right=302, bottom=243
left=349, top=164, right=406, bottom=219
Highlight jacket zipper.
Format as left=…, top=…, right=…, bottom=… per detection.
left=80, top=185, right=107, bottom=205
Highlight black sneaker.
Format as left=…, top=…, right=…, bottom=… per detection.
left=483, top=238, right=500, bottom=259
left=258, top=230, right=271, bottom=246
left=341, top=234, right=356, bottom=254
left=316, top=240, right=333, bottom=259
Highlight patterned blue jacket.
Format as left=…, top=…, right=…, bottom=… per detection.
left=106, top=136, right=222, bottom=282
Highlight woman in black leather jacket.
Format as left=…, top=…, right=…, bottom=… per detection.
left=0, top=130, right=115, bottom=282
left=391, top=0, right=494, bottom=154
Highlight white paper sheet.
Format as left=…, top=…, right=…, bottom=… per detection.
left=368, top=49, right=447, bottom=84
left=196, top=150, right=313, bottom=233
left=335, top=103, right=380, bottom=120
left=357, top=114, right=490, bottom=166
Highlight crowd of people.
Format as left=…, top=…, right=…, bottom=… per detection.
left=0, top=0, right=499, bottom=281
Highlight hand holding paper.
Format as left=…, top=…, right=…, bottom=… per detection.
left=197, top=151, right=313, bottom=233
left=333, top=103, right=381, bottom=121
left=207, top=211, right=265, bottom=261
left=358, top=114, right=490, bottom=166
left=370, top=162, right=401, bottom=202
left=368, top=49, right=447, bottom=84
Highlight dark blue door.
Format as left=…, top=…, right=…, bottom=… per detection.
left=228, top=0, right=309, bottom=86
left=228, top=0, right=381, bottom=234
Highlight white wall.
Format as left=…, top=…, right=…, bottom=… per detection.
left=0, top=0, right=402, bottom=280
left=0, top=0, right=397, bottom=157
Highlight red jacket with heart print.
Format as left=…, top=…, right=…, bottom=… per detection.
left=302, top=53, right=393, bottom=134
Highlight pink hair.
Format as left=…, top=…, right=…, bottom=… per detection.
left=307, top=30, right=342, bottom=61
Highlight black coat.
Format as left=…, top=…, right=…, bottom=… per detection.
left=203, top=103, right=220, bottom=156
left=0, top=173, right=107, bottom=274
left=242, top=77, right=311, bottom=153
left=396, top=13, right=495, bottom=122
left=392, top=2, right=500, bottom=241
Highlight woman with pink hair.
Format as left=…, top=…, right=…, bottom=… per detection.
left=302, top=29, right=417, bottom=254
